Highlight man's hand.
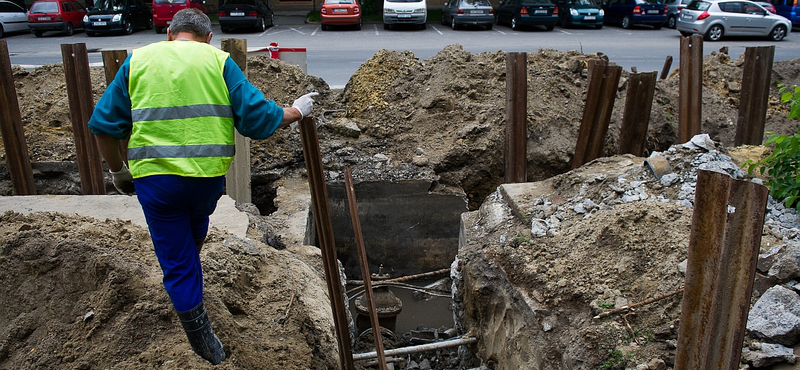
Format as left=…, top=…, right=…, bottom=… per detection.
left=291, top=92, right=319, bottom=119
left=110, top=164, right=135, bottom=194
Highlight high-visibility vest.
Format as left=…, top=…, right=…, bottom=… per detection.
left=127, top=40, right=234, bottom=179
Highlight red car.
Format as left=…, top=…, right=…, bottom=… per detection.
left=320, top=0, right=361, bottom=30
left=27, top=0, right=86, bottom=36
left=152, top=0, right=206, bottom=33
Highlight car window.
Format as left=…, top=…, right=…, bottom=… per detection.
left=324, top=0, right=354, bottom=3
left=155, top=0, right=189, bottom=3
left=461, top=0, right=491, bottom=5
left=635, top=0, right=662, bottom=5
left=718, top=1, right=744, bottom=12
left=521, top=0, right=553, bottom=5
left=64, top=2, right=74, bottom=10
left=0, top=1, right=25, bottom=11
left=685, top=0, right=710, bottom=9
left=93, top=0, right=127, bottom=10
left=385, top=0, right=423, bottom=2
left=223, top=0, right=256, bottom=5
left=30, top=1, right=59, bottom=12
left=571, top=0, right=599, bottom=5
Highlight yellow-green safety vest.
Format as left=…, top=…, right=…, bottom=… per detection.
left=127, top=40, right=234, bottom=179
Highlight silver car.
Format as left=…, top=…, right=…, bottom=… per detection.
left=676, top=0, right=791, bottom=41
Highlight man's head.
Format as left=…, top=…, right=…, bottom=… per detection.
left=167, top=8, right=213, bottom=43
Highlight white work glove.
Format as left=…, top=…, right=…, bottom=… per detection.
left=291, top=92, right=319, bottom=119
left=109, top=163, right=135, bottom=194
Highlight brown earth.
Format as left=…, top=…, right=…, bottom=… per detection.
left=1, top=44, right=799, bottom=369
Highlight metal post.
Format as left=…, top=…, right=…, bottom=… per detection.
left=618, top=71, right=657, bottom=156
left=344, top=167, right=389, bottom=370
left=675, top=170, right=768, bottom=370
left=101, top=50, right=129, bottom=164
left=61, top=43, right=105, bottom=195
left=572, top=63, right=621, bottom=169
left=660, top=55, right=673, bottom=80
left=735, top=46, right=775, bottom=146
left=221, top=38, right=252, bottom=204
left=0, top=39, right=35, bottom=195
left=505, top=52, right=527, bottom=184
left=678, top=35, right=703, bottom=143
left=299, top=116, right=355, bottom=370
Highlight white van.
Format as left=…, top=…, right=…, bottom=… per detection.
left=383, top=0, right=427, bottom=29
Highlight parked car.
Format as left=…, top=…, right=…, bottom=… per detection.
left=0, top=0, right=28, bottom=38
left=320, top=0, right=362, bottom=30
left=383, top=0, right=427, bottom=30
left=771, top=0, right=798, bottom=28
left=665, top=0, right=691, bottom=27
left=495, top=0, right=559, bottom=30
left=677, top=0, right=790, bottom=40
left=218, top=0, right=273, bottom=33
left=602, top=0, right=667, bottom=28
left=441, top=0, right=494, bottom=29
left=755, top=0, right=776, bottom=12
left=83, top=0, right=153, bottom=36
left=27, top=0, right=86, bottom=36
left=152, top=0, right=205, bottom=34
left=554, top=0, right=604, bottom=28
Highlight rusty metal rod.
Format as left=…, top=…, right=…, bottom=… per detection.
left=660, top=55, right=673, bottom=80
left=678, top=35, right=702, bottom=143
left=299, top=116, right=355, bottom=370
left=353, top=337, right=479, bottom=361
left=344, top=166, right=389, bottom=370
left=347, top=268, right=451, bottom=286
left=505, top=52, right=527, bottom=183
left=735, top=45, right=775, bottom=146
left=0, top=39, right=36, bottom=195
left=618, top=71, right=657, bottom=156
left=573, top=63, right=621, bottom=169
left=100, top=50, right=130, bottom=165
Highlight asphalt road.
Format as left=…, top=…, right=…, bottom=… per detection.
left=4, top=18, right=800, bottom=88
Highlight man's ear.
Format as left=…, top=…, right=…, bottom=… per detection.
left=205, top=32, right=213, bottom=44
left=167, top=28, right=174, bottom=41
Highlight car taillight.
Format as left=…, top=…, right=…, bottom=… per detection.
left=553, top=6, right=558, bottom=14
left=520, top=6, right=528, bottom=15
left=697, top=10, right=710, bottom=19
left=354, top=6, right=360, bottom=13
left=321, top=7, right=327, bottom=13
left=633, top=5, right=641, bottom=14
left=218, top=11, right=224, bottom=16
left=248, top=11, right=257, bottom=16
left=664, top=5, right=668, bottom=13
left=489, top=8, right=493, bottom=13
left=457, top=9, right=463, bottom=13
left=56, top=15, right=62, bottom=21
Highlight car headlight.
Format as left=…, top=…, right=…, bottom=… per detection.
left=113, top=13, right=122, bottom=22
left=570, top=8, right=578, bottom=15
left=83, top=14, right=89, bottom=22
left=414, top=8, right=425, bottom=13
left=599, top=9, right=604, bottom=15
left=384, top=8, right=395, bottom=13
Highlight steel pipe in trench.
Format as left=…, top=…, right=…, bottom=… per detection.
left=353, top=337, right=478, bottom=361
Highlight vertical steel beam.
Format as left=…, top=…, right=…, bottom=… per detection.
left=675, top=169, right=768, bottom=370
left=221, top=38, right=252, bottom=204
left=660, top=55, right=673, bottom=80
left=735, top=46, right=775, bottom=146
left=505, top=52, right=527, bottom=183
left=344, top=166, right=388, bottom=370
left=618, top=71, right=657, bottom=156
left=572, top=63, right=621, bottom=169
left=679, top=35, right=703, bottom=143
left=61, top=43, right=105, bottom=195
left=101, top=50, right=130, bottom=164
left=299, top=116, right=355, bottom=370
left=0, top=40, right=36, bottom=195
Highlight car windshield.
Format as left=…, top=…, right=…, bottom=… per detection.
left=154, top=0, right=188, bottom=4
left=224, top=0, right=256, bottom=5
left=521, top=0, right=552, bottom=5
left=635, top=0, right=662, bottom=4
left=30, top=2, right=59, bottom=12
left=685, top=0, right=710, bottom=9
left=325, top=0, right=354, bottom=3
left=386, top=0, right=423, bottom=3
left=570, top=0, right=599, bottom=5
left=93, top=0, right=126, bottom=10
left=461, top=0, right=491, bottom=5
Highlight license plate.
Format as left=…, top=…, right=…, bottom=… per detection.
left=92, top=21, right=107, bottom=26
left=534, top=9, right=547, bottom=14
left=38, top=16, right=52, bottom=21
left=166, top=20, right=171, bottom=24
left=584, top=15, right=595, bottom=20
left=470, top=9, right=483, bottom=14
left=333, top=8, right=347, bottom=13
left=646, top=9, right=659, bottom=14
left=230, top=11, right=245, bottom=16
left=681, top=13, right=693, bottom=19
left=398, top=14, right=411, bottom=18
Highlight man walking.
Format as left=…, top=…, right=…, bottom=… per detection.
left=88, top=8, right=317, bottom=365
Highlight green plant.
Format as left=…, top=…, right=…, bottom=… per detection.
left=745, top=84, right=800, bottom=211
left=597, top=300, right=614, bottom=310
left=600, top=349, right=628, bottom=370
left=306, top=10, right=321, bottom=22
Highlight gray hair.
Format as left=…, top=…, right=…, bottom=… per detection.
left=168, top=8, right=212, bottom=37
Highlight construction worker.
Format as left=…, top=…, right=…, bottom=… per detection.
left=87, top=8, right=317, bottom=365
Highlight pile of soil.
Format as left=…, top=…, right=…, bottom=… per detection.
left=1, top=44, right=799, bottom=369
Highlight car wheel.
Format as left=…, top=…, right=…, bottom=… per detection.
left=704, top=24, right=723, bottom=41
left=34, top=30, right=44, bottom=37
left=451, top=18, right=458, bottom=30
left=383, top=23, right=391, bottom=30
left=270, top=14, right=275, bottom=26
left=441, top=15, right=447, bottom=26
left=220, top=26, right=230, bottom=33
left=258, top=17, right=266, bottom=32
left=321, top=24, right=328, bottom=31
left=146, top=17, right=153, bottom=29
left=621, top=15, right=631, bottom=29
left=595, top=23, right=603, bottom=29
left=680, top=30, right=693, bottom=36
left=653, top=23, right=662, bottom=30
left=667, top=15, right=677, bottom=28
left=155, top=26, right=164, bottom=34
left=769, top=24, right=787, bottom=41
left=0, top=25, right=4, bottom=39
left=355, top=19, right=362, bottom=30
left=64, top=22, right=74, bottom=36
left=545, top=24, right=555, bottom=31
left=486, top=23, right=493, bottom=30
left=124, top=19, right=133, bottom=34
left=420, top=23, right=426, bottom=30
left=86, top=31, right=95, bottom=36
left=511, top=17, right=518, bottom=30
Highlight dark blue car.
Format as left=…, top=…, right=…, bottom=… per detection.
left=771, top=0, right=799, bottom=28
left=602, top=0, right=667, bottom=28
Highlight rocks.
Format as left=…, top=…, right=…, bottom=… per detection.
left=746, top=285, right=800, bottom=346
left=741, top=342, right=796, bottom=368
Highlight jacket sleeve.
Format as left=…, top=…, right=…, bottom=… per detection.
left=88, top=55, right=133, bottom=140
left=223, top=57, right=284, bottom=140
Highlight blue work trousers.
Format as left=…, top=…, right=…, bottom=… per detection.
left=134, top=174, right=225, bottom=312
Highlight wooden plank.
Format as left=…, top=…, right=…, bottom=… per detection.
left=0, top=39, right=36, bottom=195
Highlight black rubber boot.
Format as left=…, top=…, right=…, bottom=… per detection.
left=176, top=302, right=226, bottom=365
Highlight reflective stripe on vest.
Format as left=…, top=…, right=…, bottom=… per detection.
left=127, top=41, right=234, bottom=179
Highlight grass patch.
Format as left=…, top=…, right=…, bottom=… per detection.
left=306, top=10, right=320, bottom=22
